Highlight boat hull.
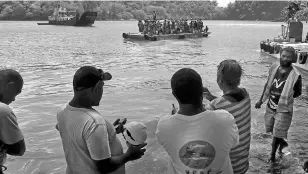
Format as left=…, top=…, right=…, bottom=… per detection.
left=122, top=32, right=211, bottom=41
left=38, top=11, right=97, bottom=26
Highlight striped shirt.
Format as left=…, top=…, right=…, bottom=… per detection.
left=206, top=88, right=251, bottom=174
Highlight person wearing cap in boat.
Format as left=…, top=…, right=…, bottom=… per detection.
left=138, top=20, right=144, bottom=33
left=156, top=68, right=239, bottom=174
left=0, top=69, right=26, bottom=174
left=171, top=20, right=176, bottom=34
left=205, top=25, right=209, bottom=33
left=255, top=46, right=302, bottom=164
left=143, top=20, right=149, bottom=35
left=153, top=11, right=156, bottom=21
left=56, top=66, right=147, bottom=174
left=199, top=19, right=204, bottom=31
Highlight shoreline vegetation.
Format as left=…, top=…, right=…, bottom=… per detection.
left=0, top=1, right=293, bottom=22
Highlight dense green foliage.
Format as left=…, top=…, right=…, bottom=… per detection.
left=0, top=1, right=298, bottom=21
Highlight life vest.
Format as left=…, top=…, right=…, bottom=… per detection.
left=262, top=63, right=300, bottom=112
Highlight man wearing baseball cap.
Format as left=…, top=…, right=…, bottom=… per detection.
left=156, top=68, right=239, bottom=174
left=56, top=66, right=147, bottom=174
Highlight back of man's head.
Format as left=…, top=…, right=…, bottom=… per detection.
left=171, top=68, right=203, bottom=105
left=0, top=69, right=23, bottom=86
left=217, top=59, right=242, bottom=87
left=0, top=69, right=23, bottom=104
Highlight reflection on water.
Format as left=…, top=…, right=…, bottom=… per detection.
left=0, top=20, right=307, bottom=174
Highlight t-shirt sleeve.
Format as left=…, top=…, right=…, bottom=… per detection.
left=0, top=111, right=24, bottom=145
left=85, top=123, right=111, bottom=161
left=155, top=117, right=166, bottom=146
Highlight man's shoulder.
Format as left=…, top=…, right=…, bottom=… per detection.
left=207, top=109, right=235, bottom=124
left=157, top=114, right=173, bottom=124
left=58, top=104, right=106, bottom=125
left=157, top=114, right=176, bottom=129
left=0, top=103, right=13, bottom=117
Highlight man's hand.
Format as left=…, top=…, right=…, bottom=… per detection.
left=126, top=143, right=147, bottom=161
left=113, top=118, right=127, bottom=134
left=255, top=100, right=263, bottom=109
left=203, top=87, right=213, bottom=100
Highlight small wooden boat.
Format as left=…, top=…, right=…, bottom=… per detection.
left=122, top=32, right=211, bottom=41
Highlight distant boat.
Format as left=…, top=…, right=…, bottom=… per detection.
left=37, top=5, right=97, bottom=26
left=122, top=32, right=211, bottom=41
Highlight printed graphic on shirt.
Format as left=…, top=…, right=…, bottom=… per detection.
left=268, top=78, right=286, bottom=110
left=185, top=169, right=222, bottom=174
left=179, top=140, right=216, bottom=169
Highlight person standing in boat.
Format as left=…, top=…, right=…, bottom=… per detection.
left=255, top=46, right=302, bottom=164
left=143, top=20, right=149, bottom=35
left=138, top=20, right=144, bottom=33
left=167, top=20, right=171, bottom=34
left=184, top=20, right=189, bottom=33
left=148, top=21, right=154, bottom=36
left=156, top=21, right=162, bottom=35
left=205, top=25, right=209, bottom=33
left=153, top=11, right=156, bottom=21
left=199, top=19, right=204, bottom=32
left=171, top=20, right=176, bottom=34
left=194, top=20, right=198, bottom=32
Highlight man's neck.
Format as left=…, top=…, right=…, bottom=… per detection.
left=279, top=65, right=293, bottom=73
left=69, top=97, right=92, bottom=109
left=222, top=86, right=240, bottom=95
left=178, top=104, right=205, bottom=116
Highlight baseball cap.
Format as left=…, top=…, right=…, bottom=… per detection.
left=73, top=66, right=112, bottom=91
left=123, top=121, right=147, bottom=146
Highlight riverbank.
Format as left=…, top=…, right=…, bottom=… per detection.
left=248, top=95, right=308, bottom=174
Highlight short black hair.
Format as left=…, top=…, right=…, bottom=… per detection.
left=0, top=69, right=23, bottom=84
left=171, top=68, right=203, bottom=105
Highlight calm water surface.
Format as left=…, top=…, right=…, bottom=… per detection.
left=0, top=20, right=307, bottom=174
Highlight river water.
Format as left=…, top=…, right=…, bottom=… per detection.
left=0, top=20, right=307, bottom=174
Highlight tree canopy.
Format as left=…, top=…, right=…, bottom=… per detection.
left=0, top=1, right=299, bottom=21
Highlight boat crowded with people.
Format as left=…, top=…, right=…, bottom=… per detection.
left=37, top=5, right=98, bottom=26
left=260, top=19, right=308, bottom=73
left=122, top=19, right=211, bottom=41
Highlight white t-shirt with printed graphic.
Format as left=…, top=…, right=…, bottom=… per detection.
left=155, top=110, right=239, bottom=174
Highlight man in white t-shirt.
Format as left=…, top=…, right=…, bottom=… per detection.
left=156, top=68, right=239, bottom=174
left=0, top=69, right=26, bottom=174
left=56, top=66, right=147, bottom=174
